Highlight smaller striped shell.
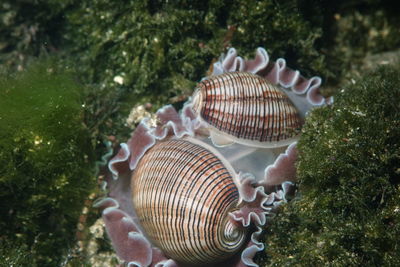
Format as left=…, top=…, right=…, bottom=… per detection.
left=131, top=137, right=247, bottom=265
left=192, top=72, right=303, bottom=148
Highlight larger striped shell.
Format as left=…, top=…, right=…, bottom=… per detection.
left=192, top=72, right=302, bottom=148
left=131, top=138, right=247, bottom=265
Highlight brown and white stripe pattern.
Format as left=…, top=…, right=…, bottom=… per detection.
left=192, top=72, right=302, bottom=142
left=131, top=139, right=246, bottom=265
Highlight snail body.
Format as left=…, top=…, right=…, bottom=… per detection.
left=131, top=137, right=247, bottom=265
left=192, top=72, right=302, bottom=148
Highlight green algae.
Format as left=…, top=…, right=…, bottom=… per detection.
left=259, top=64, right=400, bottom=266
left=0, top=240, right=30, bottom=267
left=0, top=60, right=96, bottom=267
left=227, top=0, right=324, bottom=78
left=64, top=0, right=324, bottom=109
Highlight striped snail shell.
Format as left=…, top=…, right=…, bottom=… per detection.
left=192, top=71, right=303, bottom=148
left=131, top=137, right=247, bottom=265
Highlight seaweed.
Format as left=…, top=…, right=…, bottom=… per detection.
left=0, top=59, right=96, bottom=266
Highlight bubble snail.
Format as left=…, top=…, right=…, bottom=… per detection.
left=95, top=47, right=331, bottom=267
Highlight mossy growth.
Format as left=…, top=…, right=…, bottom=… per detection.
left=65, top=0, right=325, bottom=93
left=0, top=59, right=96, bottom=266
left=258, top=64, right=400, bottom=266
left=227, top=0, right=324, bottom=79
left=0, top=240, right=30, bottom=267
left=65, top=1, right=223, bottom=108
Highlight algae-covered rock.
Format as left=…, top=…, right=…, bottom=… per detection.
left=260, top=64, right=400, bottom=266
left=227, top=0, right=324, bottom=78
left=0, top=60, right=96, bottom=266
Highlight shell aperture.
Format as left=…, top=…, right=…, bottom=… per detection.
left=131, top=138, right=247, bottom=265
left=192, top=72, right=303, bottom=148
